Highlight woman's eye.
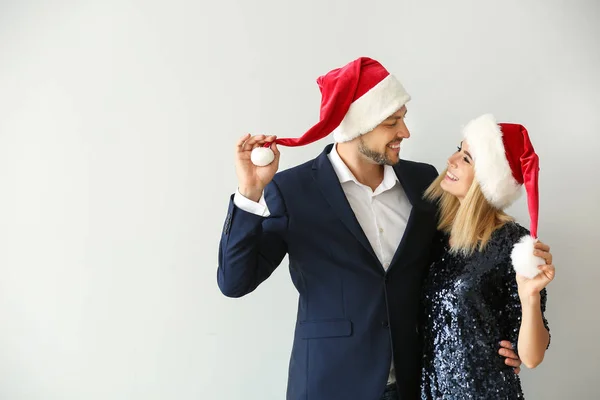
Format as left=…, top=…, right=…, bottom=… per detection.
left=463, top=156, right=471, bottom=164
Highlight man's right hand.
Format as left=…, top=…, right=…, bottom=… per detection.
left=235, top=134, right=280, bottom=202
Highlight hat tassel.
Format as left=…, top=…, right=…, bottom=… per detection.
left=511, top=235, right=544, bottom=279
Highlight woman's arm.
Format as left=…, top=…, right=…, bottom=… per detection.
left=517, top=289, right=551, bottom=368
left=516, top=241, right=555, bottom=368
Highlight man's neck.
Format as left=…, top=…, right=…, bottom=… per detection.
left=336, top=143, right=384, bottom=191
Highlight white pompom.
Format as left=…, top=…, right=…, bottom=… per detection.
left=250, top=147, right=275, bottom=167
left=511, top=235, right=545, bottom=279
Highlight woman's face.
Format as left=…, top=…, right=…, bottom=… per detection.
left=440, top=140, right=475, bottom=201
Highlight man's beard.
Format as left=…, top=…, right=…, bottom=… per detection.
left=358, top=137, right=399, bottom=166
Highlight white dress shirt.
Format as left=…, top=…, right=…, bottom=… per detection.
left=233, top=144, right=412, bottom=384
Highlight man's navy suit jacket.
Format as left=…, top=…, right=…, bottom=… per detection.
left=218, top=144, right=440, bottom=400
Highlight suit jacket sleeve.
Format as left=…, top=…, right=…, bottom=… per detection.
left=217, top=179, right=288, bottom=298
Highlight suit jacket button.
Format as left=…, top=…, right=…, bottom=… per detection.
left=381, top=320, right=389, bottom=328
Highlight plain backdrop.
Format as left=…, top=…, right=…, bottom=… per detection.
left=0, top=0, right=599, bottom=399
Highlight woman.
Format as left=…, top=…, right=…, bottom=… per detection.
left=420, top=114, right=554, bottom=399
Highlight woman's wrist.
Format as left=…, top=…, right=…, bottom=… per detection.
left=519, top=292, right=541, bottom=308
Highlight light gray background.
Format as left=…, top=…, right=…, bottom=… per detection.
left=0, top=0, right=598, bottom=399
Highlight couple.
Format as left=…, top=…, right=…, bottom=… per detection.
left=217, top=57, right=554, bottom=400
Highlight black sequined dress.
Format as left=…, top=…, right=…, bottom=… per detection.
left=420, top=222, right=550, bottom=399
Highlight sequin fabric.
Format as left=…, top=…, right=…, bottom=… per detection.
left=420, top=222, right=550, bottom=399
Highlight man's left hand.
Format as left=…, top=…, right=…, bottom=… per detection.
left=499, top=340, right=521, bottom=374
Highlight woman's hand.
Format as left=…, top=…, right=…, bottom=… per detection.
left=516, top=241, right=556, bottom=299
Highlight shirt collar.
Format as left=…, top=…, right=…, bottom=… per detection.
left=328, top=144, right=399, bottom=192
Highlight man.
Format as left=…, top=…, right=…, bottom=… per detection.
left=217, top=57, right=522, bottom=400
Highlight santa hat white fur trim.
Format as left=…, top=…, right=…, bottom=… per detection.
left=332, top=74, right=411, bottom=143
left=511, top=235, right=545, bottom=279
left=462, top=114, right=522, bottom=209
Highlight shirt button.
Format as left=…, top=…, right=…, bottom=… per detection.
left=379, top=227, right=384, bottom=234
left=384, top=262, right=390, bottom=268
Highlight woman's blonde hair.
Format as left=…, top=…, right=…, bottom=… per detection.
left=424, top=168, right=514, bottom=256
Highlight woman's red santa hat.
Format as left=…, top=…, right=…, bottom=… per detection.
left=461, top=113, right=544, bottom=279
left=250, top=57, right=411, bottom=166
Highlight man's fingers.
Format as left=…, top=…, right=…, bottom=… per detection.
left=249, top=135, right=277, bottom=150
left=499, top=348, right=520, bottom=360
left=499, top=341, right=513, bottom=350
left=271, top=142, right=280, bottom=158
left=265, top=135, right=280, bottom=158
left=237, top=134, right=277, bottom=154
left=242, top=135, right=266, bottom=151
left=498, top=341, right=520, bottom=362
left=258, top=135, right=276, bottom=149
left=236, top=134, right=251, bottom=151
left=505, top=358, right=521, bottom=368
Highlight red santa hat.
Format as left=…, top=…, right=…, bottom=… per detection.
left=461, top=113, right=544, bottom=279
left=250, top=57, right=411, bottom=166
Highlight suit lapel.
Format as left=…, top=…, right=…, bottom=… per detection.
left=311, top=145, right=381, bottom=265
left=388, top=161, right=436, bottom=270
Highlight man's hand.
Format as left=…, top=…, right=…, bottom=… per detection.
left=235, top=134, right=280, bottom=202
left=499, top=340, right=521, bottom=374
